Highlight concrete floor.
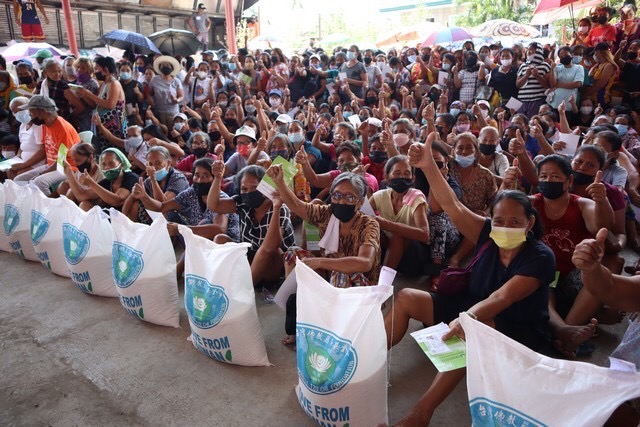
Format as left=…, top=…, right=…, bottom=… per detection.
left=0, top=250, right=629, bottom=427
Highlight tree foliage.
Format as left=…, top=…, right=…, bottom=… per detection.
left=455, top=0, right=535, bottom=27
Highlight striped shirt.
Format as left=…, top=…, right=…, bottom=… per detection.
left=516, top=46, right=551, bottom=102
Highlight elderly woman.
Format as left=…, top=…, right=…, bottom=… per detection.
left=388, top=133, right=556, bottom=426
left=35, top=58, right=85, bottom=124
left=76, top=56, right=127, bottom=151
left=207, top=162, right=295, bottom=286
left=369, top=155, right=429, bottom=275
left=6, top=97, right=46, bottom=179
left=268, top=166, right=381, bottom=344
left=69, top=148, right=139, bottom=211
left=146, top=56, right=184, bottom=129
left=123, top=146, right=189, bottom=223
left=71, top=57, right=100, bottom=132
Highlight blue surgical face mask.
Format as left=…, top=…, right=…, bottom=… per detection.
left=450, top=108, right=460, bottom=117
left=342, top=111, right=353, bottom=119
left=572, top=56, right=583, bottom=64
left=408, top=55, right=417, bottom=63
left=347, top=51, right=356, bottom=61
left=154, top=167, right=169, bottom=181
left=289, top=132, right=304, bottom=144
left=228, top=62, right=237, bottom=72
left=119, top=72, right=131, bottom=80
left=615, top=124, right=629, bottom=136
left=455, top=154, right=476, bottom=168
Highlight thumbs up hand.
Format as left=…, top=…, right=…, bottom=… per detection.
left=586, top=170, right=607, bottom=204
left=503, top=158, right=522, bottom=190
left=572, top=228, right=608, bottom=271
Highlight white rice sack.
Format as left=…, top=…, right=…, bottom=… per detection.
left=3, top=181, right=38, bottom=261
left=63, top=204, right=117, bottom=297
left=179, top=225, right=270, bottom=367
left=295, top=261, right=393, bottom=427
left=30, top=192, right=71, bottom=277
left=0, top=183, right=12, bottom=252
left=110, top=208, right=180, bottom=327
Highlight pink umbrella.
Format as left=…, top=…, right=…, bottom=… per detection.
left=420, top=27, right=473, bottom=47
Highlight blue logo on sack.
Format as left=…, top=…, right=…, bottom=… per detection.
left=30, top=210, right=50, bottom=246
left=4, top=204, right=19, bottom=235
left=470, top=398, right=546, bottom=427
left=62, top=223, right=90, bottom=265
left=184, top=274, right=229, bottom=329
left=296, top=323, right=358, bottom=395
left=112, top=242, right=144, bottom=288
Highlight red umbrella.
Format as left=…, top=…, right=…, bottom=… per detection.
left=534, top=0, right=596, bottom=13
left=533, top=0, right=597, bottom=29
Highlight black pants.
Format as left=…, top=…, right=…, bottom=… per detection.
left=285, top=293, right=297, bottom=336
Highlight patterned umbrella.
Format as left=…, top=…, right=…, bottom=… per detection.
left=420, top=27, right=474, bottom=47
left=0, top=42, right=65, bottom=61
left=149, top=28, right=201, bottom=57
left=472, top=19, right=541, bottom=38
left=98, top=29, right=161, bottom=55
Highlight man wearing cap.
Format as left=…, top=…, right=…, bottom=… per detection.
left=274, top=113, right=292, bottom=134
left=31, top=48, right=52, bottom=70
left=13, top=0, right=48, bottom=42
left=14, top=95, right=79, bottom=195
left=187, top=3, right=211, bottom=51
left=221, top=125, right=268, bottom=178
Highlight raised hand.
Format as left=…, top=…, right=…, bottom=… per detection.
left=212, top=160, right=225, bottom=179
left=295, top=145, right=308, bottom=164
left=586, top=170, right=607, bottom=204
left=503, top=158, right=522, bottom=190
left=508, top=130, right=526, bottom=156
left=572, top=228, right=607, bottom=271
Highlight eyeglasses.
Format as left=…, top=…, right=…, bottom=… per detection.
left=330, top=192, right=359, bottom=204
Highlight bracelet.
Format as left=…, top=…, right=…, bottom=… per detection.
left=465, top=311, right=477, bottom=320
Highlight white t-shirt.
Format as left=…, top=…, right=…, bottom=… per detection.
left=18, top=123, right=46, bottom=167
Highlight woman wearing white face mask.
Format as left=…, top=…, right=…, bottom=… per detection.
left=339, top=45, right=368, bottom=99
left=571, top=17, right=592, bottom=46
left=449, top=132, right=498, bottom=214
left=488, top=48, right=519, bottom=103
left=6, top=97, right=46, bottom=179
left=184, top=61, right=215, bottom=109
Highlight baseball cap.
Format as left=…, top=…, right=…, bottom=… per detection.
left=269, top=89, right=283, bottom=98
left=197, top=3, right=206, bottom=9
left=276, top=114, right=292, bottom=124
left=477, top=100, right=491, bottom=109
left=202, top=50, right=219, bottom=61
left=309, top=54, right=321, bottom=61
left=19, top=95, right=57, bottom=111
left=174, top=113, right=188, bottom=121
left=31, top=49, right=54, bottom=59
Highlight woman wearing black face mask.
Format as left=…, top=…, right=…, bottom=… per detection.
left=369, top=155, right=429, bottom=276
left=453, top=50, right=486, bottom=104
left=503, top=153, right=615, bottom=357
left=477, top=127, right=509, bottom=185
left=146, top=56, right=184, bottom=130
left=76, top=56, right=126, bottom=151
left=207, top=163, right=295, bottom=288
left=58, top=142, right=101, bottom=200
left=268, top=167, right=380, bottom=345
left=547, top=46, right=583, bottom=111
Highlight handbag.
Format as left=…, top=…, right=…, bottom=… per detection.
left=437, top=240, right=492, bottom=296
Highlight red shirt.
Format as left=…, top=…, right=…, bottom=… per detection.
left=588, top=25, right=617, bottom=47
left=41, top=116, right=79, bottom=170
left=533, top=193, right=591, bottom=277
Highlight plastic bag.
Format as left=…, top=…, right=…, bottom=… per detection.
left=461, top=313, right=640, bottom=427
left=0, top=183, right=12, bottom=252
left=295, top=260, right=393, bottom=427
left=110, top=208, right=180, bottom=327
left=30, top=191, right=71, bottom=277
left=62, top=203, right=118, bottom=297
left=179, top=225, right=270, bottom=366
left=3, top=181, right=38, bottom=261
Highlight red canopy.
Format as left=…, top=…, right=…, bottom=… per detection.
left=534, top=0, right=597, bottom=14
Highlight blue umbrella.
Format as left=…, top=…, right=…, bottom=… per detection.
left=98, top=29, right=161, bottom=55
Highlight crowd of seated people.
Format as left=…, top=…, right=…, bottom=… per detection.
left=1, top=11, right=640, bottom=423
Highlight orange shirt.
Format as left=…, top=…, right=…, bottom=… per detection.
left=41, top=116, right=79, bottom=170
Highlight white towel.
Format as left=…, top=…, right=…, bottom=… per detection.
left=318, top=215, right=340, bottom=255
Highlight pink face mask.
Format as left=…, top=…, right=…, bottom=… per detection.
left=393, top=133, right=410, bottom=147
